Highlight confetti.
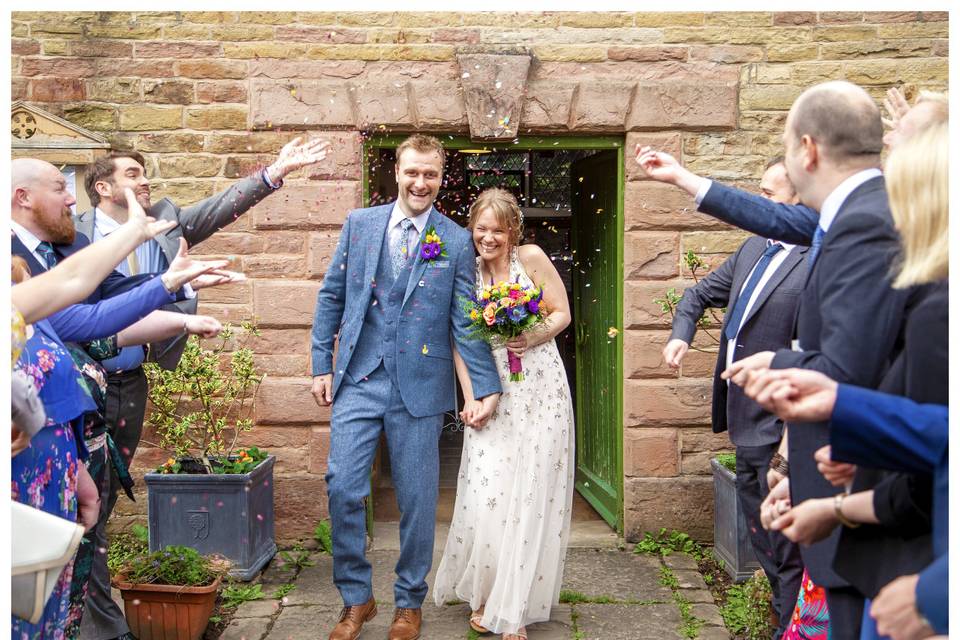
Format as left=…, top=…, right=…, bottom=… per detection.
left=607, top=327, right=619, bottom=338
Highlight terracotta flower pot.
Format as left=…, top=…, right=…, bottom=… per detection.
left=115, top=576, right=221, bottom=640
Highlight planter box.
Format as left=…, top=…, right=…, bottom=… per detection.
left=144, top=456, right=276, bottom=581
left=711, top=457, right=761, bottom=583
left=116, top=576, right=221, bottom=640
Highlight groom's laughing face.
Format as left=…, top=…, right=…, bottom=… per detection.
left=396, top=148, right=443, bottom=216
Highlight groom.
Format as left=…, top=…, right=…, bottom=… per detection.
left=311, top=134, right=502, bottom=640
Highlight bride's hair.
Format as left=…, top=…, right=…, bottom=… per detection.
left=467, top=187, right=524, bottom=246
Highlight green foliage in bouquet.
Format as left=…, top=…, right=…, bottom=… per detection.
left=144, top=322, right=264, bottom=474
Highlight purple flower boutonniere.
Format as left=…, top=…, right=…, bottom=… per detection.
left=419, top=226, right=447, bottom=261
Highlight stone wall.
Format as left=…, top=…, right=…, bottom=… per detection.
left=11, top=11, right=948, bottom=541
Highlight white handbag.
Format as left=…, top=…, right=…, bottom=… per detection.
left=11, top=501, right=85, bottom=624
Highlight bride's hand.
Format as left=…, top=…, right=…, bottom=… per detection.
left=505, top=334, right=529, bottom=357
left=460, top=399, right=484, bottom=430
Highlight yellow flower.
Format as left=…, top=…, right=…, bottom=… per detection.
left=166, top=458, right=175, bottom=466
left=481, top=291, right=490, bottom=300
left=422, top=344, right=429, bottom=355
left=470, top=309, right=480, bottom=321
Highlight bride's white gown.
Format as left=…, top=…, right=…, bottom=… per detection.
left=433, top=249, right=576, bottom=634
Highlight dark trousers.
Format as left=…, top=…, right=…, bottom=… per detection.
left=735, top=443, right=805, bottom=640
left=80, top=367, right=149, bottom=640
left=825, top=586, right=865, bottom=640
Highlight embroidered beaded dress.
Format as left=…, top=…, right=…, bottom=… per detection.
left=433, top=247, right=575, bottom=634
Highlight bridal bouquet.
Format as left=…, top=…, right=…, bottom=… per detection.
left=462, top=280, right=546, bottom=381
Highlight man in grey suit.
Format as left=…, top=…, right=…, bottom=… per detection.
left=664, top=158, right=806, bottom=639
left=79, top=137, right=329, bottom=640
left=311, top=134, right=501, bottom=640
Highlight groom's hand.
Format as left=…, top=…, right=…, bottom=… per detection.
left=312, top=374, right=334, bottom=407
left=471, top=393, right=501, bottom=428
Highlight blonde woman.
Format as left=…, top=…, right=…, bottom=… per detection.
left=433, top=188, right=575, bottom=639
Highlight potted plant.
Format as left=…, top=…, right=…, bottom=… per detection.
left=142, top=322, right=276, bottom=580
left=711, top=453, right=761, bottom=582
left=114, top=544, right=229, bottom=640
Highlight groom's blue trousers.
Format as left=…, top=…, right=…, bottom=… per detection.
left=326, top=363, right=443, bottom=609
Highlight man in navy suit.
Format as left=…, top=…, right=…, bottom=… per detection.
left=664, top=158, right=806, bottom=639
left=638, top=81, right=910, bottom=638
left=311, top=135, right=501, bottom=640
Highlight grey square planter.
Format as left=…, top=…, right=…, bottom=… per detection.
left=711, top=457, right=761, bottom=583
left=144, top=455, right=277, bottom=581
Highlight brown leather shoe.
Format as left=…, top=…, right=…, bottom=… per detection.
left=328, top=597, right=377, bottom=640
left=388, top=607, right=422, bottom=640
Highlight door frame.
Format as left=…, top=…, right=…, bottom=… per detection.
left=361, top=134, right=625, bottom=535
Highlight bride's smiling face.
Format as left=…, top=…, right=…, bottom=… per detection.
left=472, top=207, right=511, bottom=264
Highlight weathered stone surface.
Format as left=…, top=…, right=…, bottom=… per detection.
left=196, top=81, right=248, bottom=104
left=308, top=426, right=331, bottom=475
left=575, top=603, right=684, bottom=640
left=218, top=616, right=271, bottom=640
left=352, top=80, right=414, bottom=129
left=85, top=77, right=142, bottom=103
left=185, top=106, right=248, bottom=130
left=410, top=80, right=468, bottom=129
left=242, top=255, right=308, bottom=279
left=273, top=474, right=328, bottom=540
left=457, top=53, right=531, bottom=139
left=135, top=41, right=222, bottom=58
left=625, top=182, right=731, bottom=232
left=625, top=132, right=682, bottom=180
left=624, top=428, right=679, bottom=477
left=681, top=230, right=750, bottom=255
left=251, top=79, right=355, bottom=129
left=624, top=378, right=712, bottom=426
left=119, top=105, right=183, bottom=131
left=248, top=328, right=311, bottom=355
left=248, top=59, right=366, bottom=79
left=608, top=45, right=688, bottom=62
left=157, top=155, right=222, bottom=179
left=624, top=231, right=679, bottom=280
left=252, top=281, right=322, bottom=329
left=307, top=232, right=342, bottom=279
left=691, top=602, right=726, bottom=627
left=520, top=82, right=576, bottom=131
left=624, top=476, right=714, bottom=542
left=232, top=599, right=283, bottom=619
left=689, top=45, right=765, bottom=63
left=562, top=549, right=673, bottom=601
left=31, top=78, right=85, bottom=102
left=570, top=81, right=635, bottom=131
left=20, top=56, right=98, bottom=77
left=662, top=552, right=700, bottom=572
left=250, top=182, right=358, bottom=230
left=176, top=59, right=249, bottom=79
left=628, top=82, right=738, bottom=131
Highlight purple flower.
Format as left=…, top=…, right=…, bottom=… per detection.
left=507, top=305, right=528, bottom=322
left=527, top=299, right=540, bottom=314
left=420, top=243, right=441, bottom=260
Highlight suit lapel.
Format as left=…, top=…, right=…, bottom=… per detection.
left=11, top=233, right=47, bottom=275
left=403, top=208, right=441, bottom=307
left=740, top=246, right=807, bottom=329
left=364, top=204, right=393, bottom=285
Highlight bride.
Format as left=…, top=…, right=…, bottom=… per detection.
left=433, top=187, right=576, bottom=639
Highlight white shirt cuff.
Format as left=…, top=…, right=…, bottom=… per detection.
left=182, top=283, right=197, bottom=299
left=694, top=178, right=712, bottom=205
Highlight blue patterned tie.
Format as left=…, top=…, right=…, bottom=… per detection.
left=723, top=241, right=784, bottom=341
left=36, top=241, right=58, bottom=268
left=807, top=225, right=826, bottom=269
left=392, top=218, right=415, bottom=278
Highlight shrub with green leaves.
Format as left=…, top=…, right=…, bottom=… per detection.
left=221, top=583, right=264, bottom=609
left=117, top=545, right=229, bottom=587
left=107, top=524, right=149, bottom=574
left=720, top=572, right=774, bottom=640
left=634, top=528, right=705, bottom=560
left=144, top=322, right=264, bottom=474
left=716, top=453, right=737, bottom=474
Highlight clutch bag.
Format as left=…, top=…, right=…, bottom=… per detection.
left=11, top=501, right=85, bottom=624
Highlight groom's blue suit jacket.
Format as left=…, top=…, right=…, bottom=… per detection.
left=311, top=202, right=501, bottom=418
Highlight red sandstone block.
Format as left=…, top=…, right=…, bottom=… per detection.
left=308, top=426, right=332, bottom=475
left=624, top=378, right=713, bottom=426
left=624, top=428, right=679, bottom=477
left=252, top=280, right=321, bottom=328
left=255, top=376, right=330, bottom=425
left=250, top=182, right=359, bottom=230
left=31, top=77, right=84, bottom=102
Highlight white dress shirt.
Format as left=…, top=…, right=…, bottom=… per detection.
left=816, top=168, right=883, bottom=233
left=387, top=202, right=431, bottom=258
left=725, top=241, right=796, bottom=372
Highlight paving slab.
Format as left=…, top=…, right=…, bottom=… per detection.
left=683, top=588, right=716, bottom=604
left=661, top=552, right=701, bottom=572
left=574, top=603, right=684, bottom=640
left=674, top=569, right=709, bottom=590
left=232, top=599, right=284, bottom=618
left=561, top=548, right=673, bottom=602
left=280, top=555, right=338, bottom=606
left=697, top=624, right=733, bottom=639
left=219, top=616, right=271, bottom=640
left=691, top=602, right=726, bottom=627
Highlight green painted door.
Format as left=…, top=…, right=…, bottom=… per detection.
left=571, top=151, right=624, bottom=532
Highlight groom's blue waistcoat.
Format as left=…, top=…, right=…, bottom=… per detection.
left=348, top=228, right=414, bottom=384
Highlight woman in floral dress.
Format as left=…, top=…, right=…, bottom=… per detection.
left=434, top=188, right=575, bottom=639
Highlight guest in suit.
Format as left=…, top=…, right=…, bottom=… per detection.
left=311, top=135, right=501, bottom=640
left=664, top=158, right=807, bottom=639
left=73, top=138, right=329, bottom=640
left=643, top=81, right=911, bottom=638
left=751, top=121, right=948, bottom=640
left=744, top=369, right=947, bottom=639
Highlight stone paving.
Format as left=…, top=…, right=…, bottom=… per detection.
left=211, top=522, right=730, bottom=640
left=110, top=522, right=730, bottom=640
